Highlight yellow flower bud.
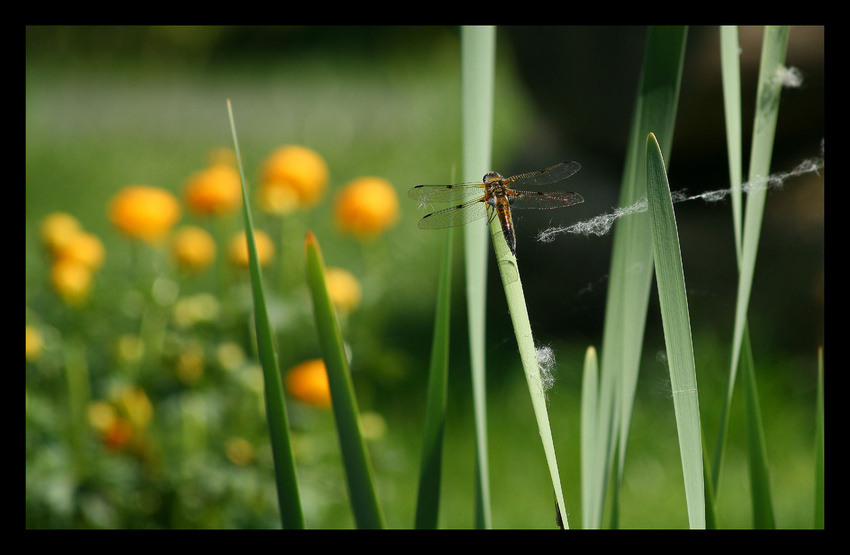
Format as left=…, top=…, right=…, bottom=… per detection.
left=334, top=176, right=399, bottom=237
left=260, top=145, right=329, bottom=212
left=171, top=225, right=216, bottom=272
left=285, top=359, right=331, bottom=408
left=109, top=185, right=181, bottom=243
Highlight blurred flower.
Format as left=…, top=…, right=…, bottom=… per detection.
left=184, top=162, right=242, bottom=217
left=109, top=185, right=181, bottom=243
left=118, top=385, right=153, bottom=430
left=285, top=359, right=331, bottom=408
left=39, top=212, right=81, bottom=253
left=325, top=267, right=362, bottom=313
left=88, top=385, right=152, bottom=453
left=215, top=341, right=245, bottom=372
left=50, top=259, right=93, bottom=304
left=175, top=341, right=205, bottom=385
left=228, top=229, right=275, bottom=268
left=51, top=230, right=105, bottom=271
left=115, top=333, right=145, bottom=364
left=224, top=437, right=255, bottom=466
left=172, top=293, right=221, bottom=328
left=26, top=325, right=43, bottom=361
left=259, top=145, right=328, bottom=214
left=334, top=176, right=399, bottom=237
left=171, top=225, right=216, bottom=272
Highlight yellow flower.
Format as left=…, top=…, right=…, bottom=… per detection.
left=50, top=259, right=93, bottom=304
left=109, top=185, right=181, bottom=243
left=51, top=231, right=105, bottom=271
left=325, top=267, right=362, bottom=313
left=171, top=225, right=216, bottom=272
left=228, top=229, right=275, bottom=268
left=259, top=145, right=329, bottom=213
left=334, top=176, right=399, bottom=237
left=26, top=325, right=43, bottom=361
left=184, top=162, right=242, bottom=216
left=40, top=212, right=81, bottom=252
left=285, top=359, right=331, bottom=408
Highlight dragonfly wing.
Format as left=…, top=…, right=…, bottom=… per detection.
left=408, top=183, right=484, bottom=203
left=417, top=199, right=489, bottom=229
left=509, top=191, right=584, bottom=210
left=507, top=161, right=582, bottom=189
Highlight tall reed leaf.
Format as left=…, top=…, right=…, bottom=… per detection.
left=414, top=230, right=453, bottom=529
left=461, top=25, right=495, bottom=529
left=488, top=201, right=569, bottom=529
left=588, top=26, right=687, bottom=529
left=713, top=25, right=789, bottom=498
left=305, top=231, right=385, bottom=529
left=645, top=132, right=705, bottom=529
left=227, top=100, right=304, bottom=529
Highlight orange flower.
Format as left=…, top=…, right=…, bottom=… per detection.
left=334, top=177, right=399, bottom=237
left=109, top=185, right=181, bottom=243
left=285, top=359, right=331, bottom=408
left=228, top=229, right=275, bottom=268
left=26, top=325, right=43, bottom=362
left=184, top=162, right=242, bottom=216
left=259, top=145, right=329, bottom=213
left=171, top=226, right=216, bottom=272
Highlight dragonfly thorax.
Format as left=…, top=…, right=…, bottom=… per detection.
left=483, top=171, right=504, bottom=184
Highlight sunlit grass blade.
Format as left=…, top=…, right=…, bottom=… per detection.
left=814, top=347, right=824, bottom=529
left=720, top=25, right=745, bottom=261
left=645, top=132, right=705, bottom=529
left=461, top=24, right=495, bottom=529
left=489, top=209, right=569, bottom=529
left=713, top=25, right=789, bottom=496
left=227, top=100, right=304, bottom=529
left=414, top=229, right=453, bottom=529
left=304, top=231, right=385, bottom=529
left=590, top=26, right=687, bottom=529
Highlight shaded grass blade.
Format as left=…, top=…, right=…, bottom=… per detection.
left=227, top=100, right=304, bottom=529
left=645, top=132, right=705, bottom=529
left=304, top=231, right=385, bottom=529
left=414, top=229, right=453, bottom=529
left=814, top=348, right=824, bottom=529
left=589, top=26, right=687, bottom=529
left=461, top=25, right=495, bottom=529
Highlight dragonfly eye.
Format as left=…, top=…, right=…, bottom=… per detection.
left=483, top=171, right=502, bottom=183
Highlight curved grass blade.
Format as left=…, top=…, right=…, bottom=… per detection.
left=645, top=132, right=705, bottom=529
left=305, top=231, right=385, bottom=529
left=461, top=24, right=495, bottom=529
left=227, top=100, right=304, bottom=529
left=489, top=213, right=569, bottom=529
left=414, top=229, right=453, bottom=529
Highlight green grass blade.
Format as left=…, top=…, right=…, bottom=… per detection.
left=461, top=24, right=495, bottom=529
left=713, top=25, right=790, bottom=495
left=720, top=26, right=745, bottom=262
left=591, top=26, right=687, bottom=529
left=488, top=213, right=569, bottom=529
left=645, top=132, right=705, bottom=529
left=814, top=347, right=824, bottom=529
left=227, top=100, right=304, bottom=529
left=414, top=229, right=453, bottom=529
left=304, top=231, right=385, bottom=529
left=580, top=346, right=599, bottom=529
left=741, top=325, right=775, bottom=528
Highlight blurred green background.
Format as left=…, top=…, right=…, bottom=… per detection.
left=26, top=26, right=823, bottom=528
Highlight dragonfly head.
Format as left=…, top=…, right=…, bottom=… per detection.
left=483, top=171, right=503, bottom=184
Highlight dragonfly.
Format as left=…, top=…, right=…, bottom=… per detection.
left=409, top=161, right=584, bottom=256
